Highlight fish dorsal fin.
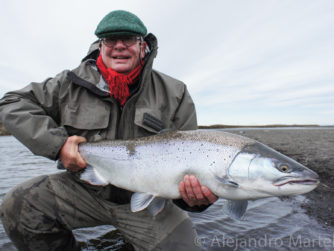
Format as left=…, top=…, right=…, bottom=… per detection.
left=148, top=197, right=166, bottom=216
left=214, top=174, right=239, bottom=188
left=223, top=200, right=248, bottom=220
left=131, top=192, right=155, bottom=212
left=80, top=165, right=108, bottom=186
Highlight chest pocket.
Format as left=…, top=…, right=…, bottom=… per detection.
left=61, top=102, right=110, bottom=130
left=134, top=108, right=165, bottom=134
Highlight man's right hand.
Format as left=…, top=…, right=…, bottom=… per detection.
left=60, top=135, right=87, bottom=172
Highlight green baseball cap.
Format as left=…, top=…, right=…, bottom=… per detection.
left=95, top=10, right=147, bottom=38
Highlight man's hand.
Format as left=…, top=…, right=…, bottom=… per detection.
left=60, top=135, right=87, bottom=172
left=179, top=175, right=218, bottom=207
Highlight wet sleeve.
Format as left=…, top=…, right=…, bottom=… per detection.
left=0, top=71, right=69, bottom=160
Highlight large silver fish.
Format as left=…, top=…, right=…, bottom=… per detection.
left=79, top=130, right=319, bottom=218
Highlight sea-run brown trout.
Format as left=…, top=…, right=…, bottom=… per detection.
left=79, top=130, right=319, bottom=219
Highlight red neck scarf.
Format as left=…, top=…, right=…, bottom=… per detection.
left=96, top=54, right=143, bottom=106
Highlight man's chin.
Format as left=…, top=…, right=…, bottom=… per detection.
left=112, top=65, right=132, bottom=74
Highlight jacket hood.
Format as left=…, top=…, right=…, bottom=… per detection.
left=68, top=33, right=158, bottom=97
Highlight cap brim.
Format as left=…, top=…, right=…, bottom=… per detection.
left=97, top=31, right=142, bottom=38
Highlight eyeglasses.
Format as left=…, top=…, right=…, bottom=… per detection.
left=101, top=36, right=142, bottom=48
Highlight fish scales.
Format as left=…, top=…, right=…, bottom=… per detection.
left=79, top=131, right=249, bottom=198
left=78, top=130, right=319, bottom=218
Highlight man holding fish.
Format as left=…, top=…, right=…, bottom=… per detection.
left=0, top=10, right=217, bottom=250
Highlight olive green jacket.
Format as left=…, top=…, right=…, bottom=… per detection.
left=0, top=34, right=197, bottom=160
left=0, top=34, right=208, bottom=211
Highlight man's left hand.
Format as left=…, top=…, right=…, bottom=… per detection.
left=179, top=175, right=218, bottom=207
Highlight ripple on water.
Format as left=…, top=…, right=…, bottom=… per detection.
left=190, top=196, right=334, bottom=250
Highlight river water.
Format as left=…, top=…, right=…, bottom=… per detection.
left=0, top=135, right=333, bottom=250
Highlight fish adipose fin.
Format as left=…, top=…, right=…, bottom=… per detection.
left=223, top=200, right=248, bottom=220
left=214, top=174, right=239, bottom=188
left=80, top=165, right=108, bottom=186
left=131, top=193, right=166, bottom=216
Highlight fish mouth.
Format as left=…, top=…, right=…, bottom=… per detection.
left=274, top=179, right=319, bottom=187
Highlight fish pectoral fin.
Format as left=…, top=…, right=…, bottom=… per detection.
left=223, top=200, right=248, bottom=220
left=214, top=175, right=239, bottom=188
left=148, top=197, right=166, bottom=216
left=80, top=165, right=108, bottom=186
left=131, top=192, right=155, bottom=212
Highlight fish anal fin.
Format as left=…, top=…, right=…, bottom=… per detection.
left=223, top=200, right=248, bottom=220
left=131, top=192, right=155, bottom=212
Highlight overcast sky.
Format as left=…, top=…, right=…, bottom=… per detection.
left=1, top=0, right=333, bottom=126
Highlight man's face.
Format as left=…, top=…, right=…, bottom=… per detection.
left=100, top=36, right=146, bottom=74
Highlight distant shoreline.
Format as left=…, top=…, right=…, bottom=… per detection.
left=198, top=124, right=331, bottom=129
left=1, top=123, right=333, bottom=136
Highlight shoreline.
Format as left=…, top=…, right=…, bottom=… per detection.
left=198, top=124, right=333, bottom=129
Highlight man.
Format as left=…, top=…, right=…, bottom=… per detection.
left=0, top=10, right=217, bottom=250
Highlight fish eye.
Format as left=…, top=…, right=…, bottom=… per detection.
left=280, top=165, right=290, bottom=173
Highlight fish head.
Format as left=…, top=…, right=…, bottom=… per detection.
left=228, top=142, right=319, bottom=198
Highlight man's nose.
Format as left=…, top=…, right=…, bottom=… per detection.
left=113, top=39, right=126, bottom=49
